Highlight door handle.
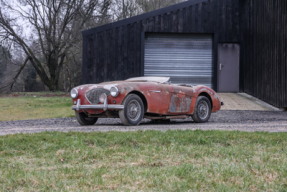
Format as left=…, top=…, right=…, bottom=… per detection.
left=220, top=63, right=224, bottom=70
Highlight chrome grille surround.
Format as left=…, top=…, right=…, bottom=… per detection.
left=85, top=88, right=110, bottom=104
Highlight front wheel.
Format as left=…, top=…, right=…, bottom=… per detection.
left=192, top=96, right=211, bottom=123
left=75, top=112, right=98, bottom=125
left=119, top=94, right=144, bottom=126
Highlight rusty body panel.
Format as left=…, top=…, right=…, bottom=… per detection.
left=72, top=79, right=221, bottom=117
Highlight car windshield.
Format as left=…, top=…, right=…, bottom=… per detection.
left=125, top=76, right=170, bottom=83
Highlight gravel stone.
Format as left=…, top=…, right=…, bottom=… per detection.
left=0, top=110, right=286, bottom=135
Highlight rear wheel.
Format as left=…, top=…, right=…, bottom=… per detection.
left=192, top=96, right=211, bottom=123
left=119, top=94, right=144, bottom=126
left=75, top=112, right=98, bottom=125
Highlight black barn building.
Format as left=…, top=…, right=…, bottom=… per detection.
left=82, top=0, right=287, bottom=108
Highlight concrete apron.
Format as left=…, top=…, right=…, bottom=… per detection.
left=218, top=93, right=281, bottom=111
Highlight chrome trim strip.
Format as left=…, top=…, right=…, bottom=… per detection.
left=72, top=99, right=124, bottom=111
left=149, top=90, right=161, bottom=93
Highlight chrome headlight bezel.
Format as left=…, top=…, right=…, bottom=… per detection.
left=110, top=86, right=119, bottom=97
left=71, top=88, right=78, bottom=99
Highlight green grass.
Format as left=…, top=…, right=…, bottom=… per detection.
left=0, top=94, right=74, bottom=121
left=1, top=130, right=287, bottom=191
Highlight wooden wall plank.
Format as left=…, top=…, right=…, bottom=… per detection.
left=178, top=9, right=183, bottom=33
left=191, top=4, right=196, bottom=32
left=86, top=34, right=94, bottom=82
left=171, top=11, right=176, bottom=32
left=135, top=22, right=141, bottom=77
left=155, top=15, right=160, bottom=32
left=182, top=8, right=187, bottom=33
left=226, top=0, right=232, bottom=41
left=123, top=24, right=128, bottom=79
left=218, top=0, right=226, bottom=42
left=117, top=26, right=123, bottom=80
left=197, top=3, right=202, bottom=32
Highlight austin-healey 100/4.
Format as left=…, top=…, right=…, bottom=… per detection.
left=71, top=77, right=223, bottom=126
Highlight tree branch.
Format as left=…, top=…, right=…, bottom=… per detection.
left=9, top=56, right=30, bottom=91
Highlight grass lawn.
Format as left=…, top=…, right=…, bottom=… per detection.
left=0, top=92, right=74, bottom=121
left=0, top=130, right=287, bottom=191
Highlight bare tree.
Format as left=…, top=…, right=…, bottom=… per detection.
left=0, top=0, right=112, bottom=91
left=136, top=0, right=186, bottom=13
left=112, top=0, right=141, bottom=20
left=112, top=0, right=186, bottom=21
left=0, top=45, right=10, bottom=90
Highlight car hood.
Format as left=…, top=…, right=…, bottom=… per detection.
left=74, top=81, right=121, bottom=92
left=74, top=80, right=164, bottom=93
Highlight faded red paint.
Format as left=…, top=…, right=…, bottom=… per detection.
left=72, top=80, right=221, bottom=116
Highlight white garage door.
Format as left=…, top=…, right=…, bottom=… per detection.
left=144, top=33, right=213, bottom=88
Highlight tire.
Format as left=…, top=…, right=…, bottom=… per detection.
left=192, top=96, right=211, bottom=123
left=119, top=94, right=144, bottom=126
left=75, top=112, right=98, bottom=125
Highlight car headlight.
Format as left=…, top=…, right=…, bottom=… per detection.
left=70, top=88, right=78, bottom=99
left=99, top=93, right=107, bottom=103
left=110, top=86, right=119, bottom=97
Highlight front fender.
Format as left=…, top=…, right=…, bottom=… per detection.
left=191, top=86, right=221, bottom=113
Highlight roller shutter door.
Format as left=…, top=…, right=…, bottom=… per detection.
left=144, top=34, right=213, bottom=88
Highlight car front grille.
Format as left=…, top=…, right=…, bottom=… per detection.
left=85, top=88, right=110, bottom=104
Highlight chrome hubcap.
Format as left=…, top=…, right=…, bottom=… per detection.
left=198, top=100, right=209, bottom=119
left=127, top=100, right=141, bottom=121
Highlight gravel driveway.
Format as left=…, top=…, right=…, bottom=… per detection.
left=0, top=110, right=286, bottom=135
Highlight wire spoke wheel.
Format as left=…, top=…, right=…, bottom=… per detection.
left=119, top=94, right=144, bottom=126
left=192, top=96, right=211, bottom=123
left=127, top=100, right=142, bottom=121
left=197, top=100, right=209, bottom=119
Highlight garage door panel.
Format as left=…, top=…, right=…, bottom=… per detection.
left=144, top=33, right=213, bottom=88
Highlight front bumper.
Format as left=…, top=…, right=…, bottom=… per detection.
left=72, top=99, right=124, bottom=111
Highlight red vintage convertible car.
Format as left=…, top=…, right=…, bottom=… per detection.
left=71, top=77, right=222, bottom=126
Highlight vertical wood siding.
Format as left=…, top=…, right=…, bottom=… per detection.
left=241, top=0, right=287, bottom=107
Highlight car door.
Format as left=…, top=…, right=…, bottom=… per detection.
left=168, top=85, right=194, bottom=114
left=140, top=83, right=171, bottom=115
